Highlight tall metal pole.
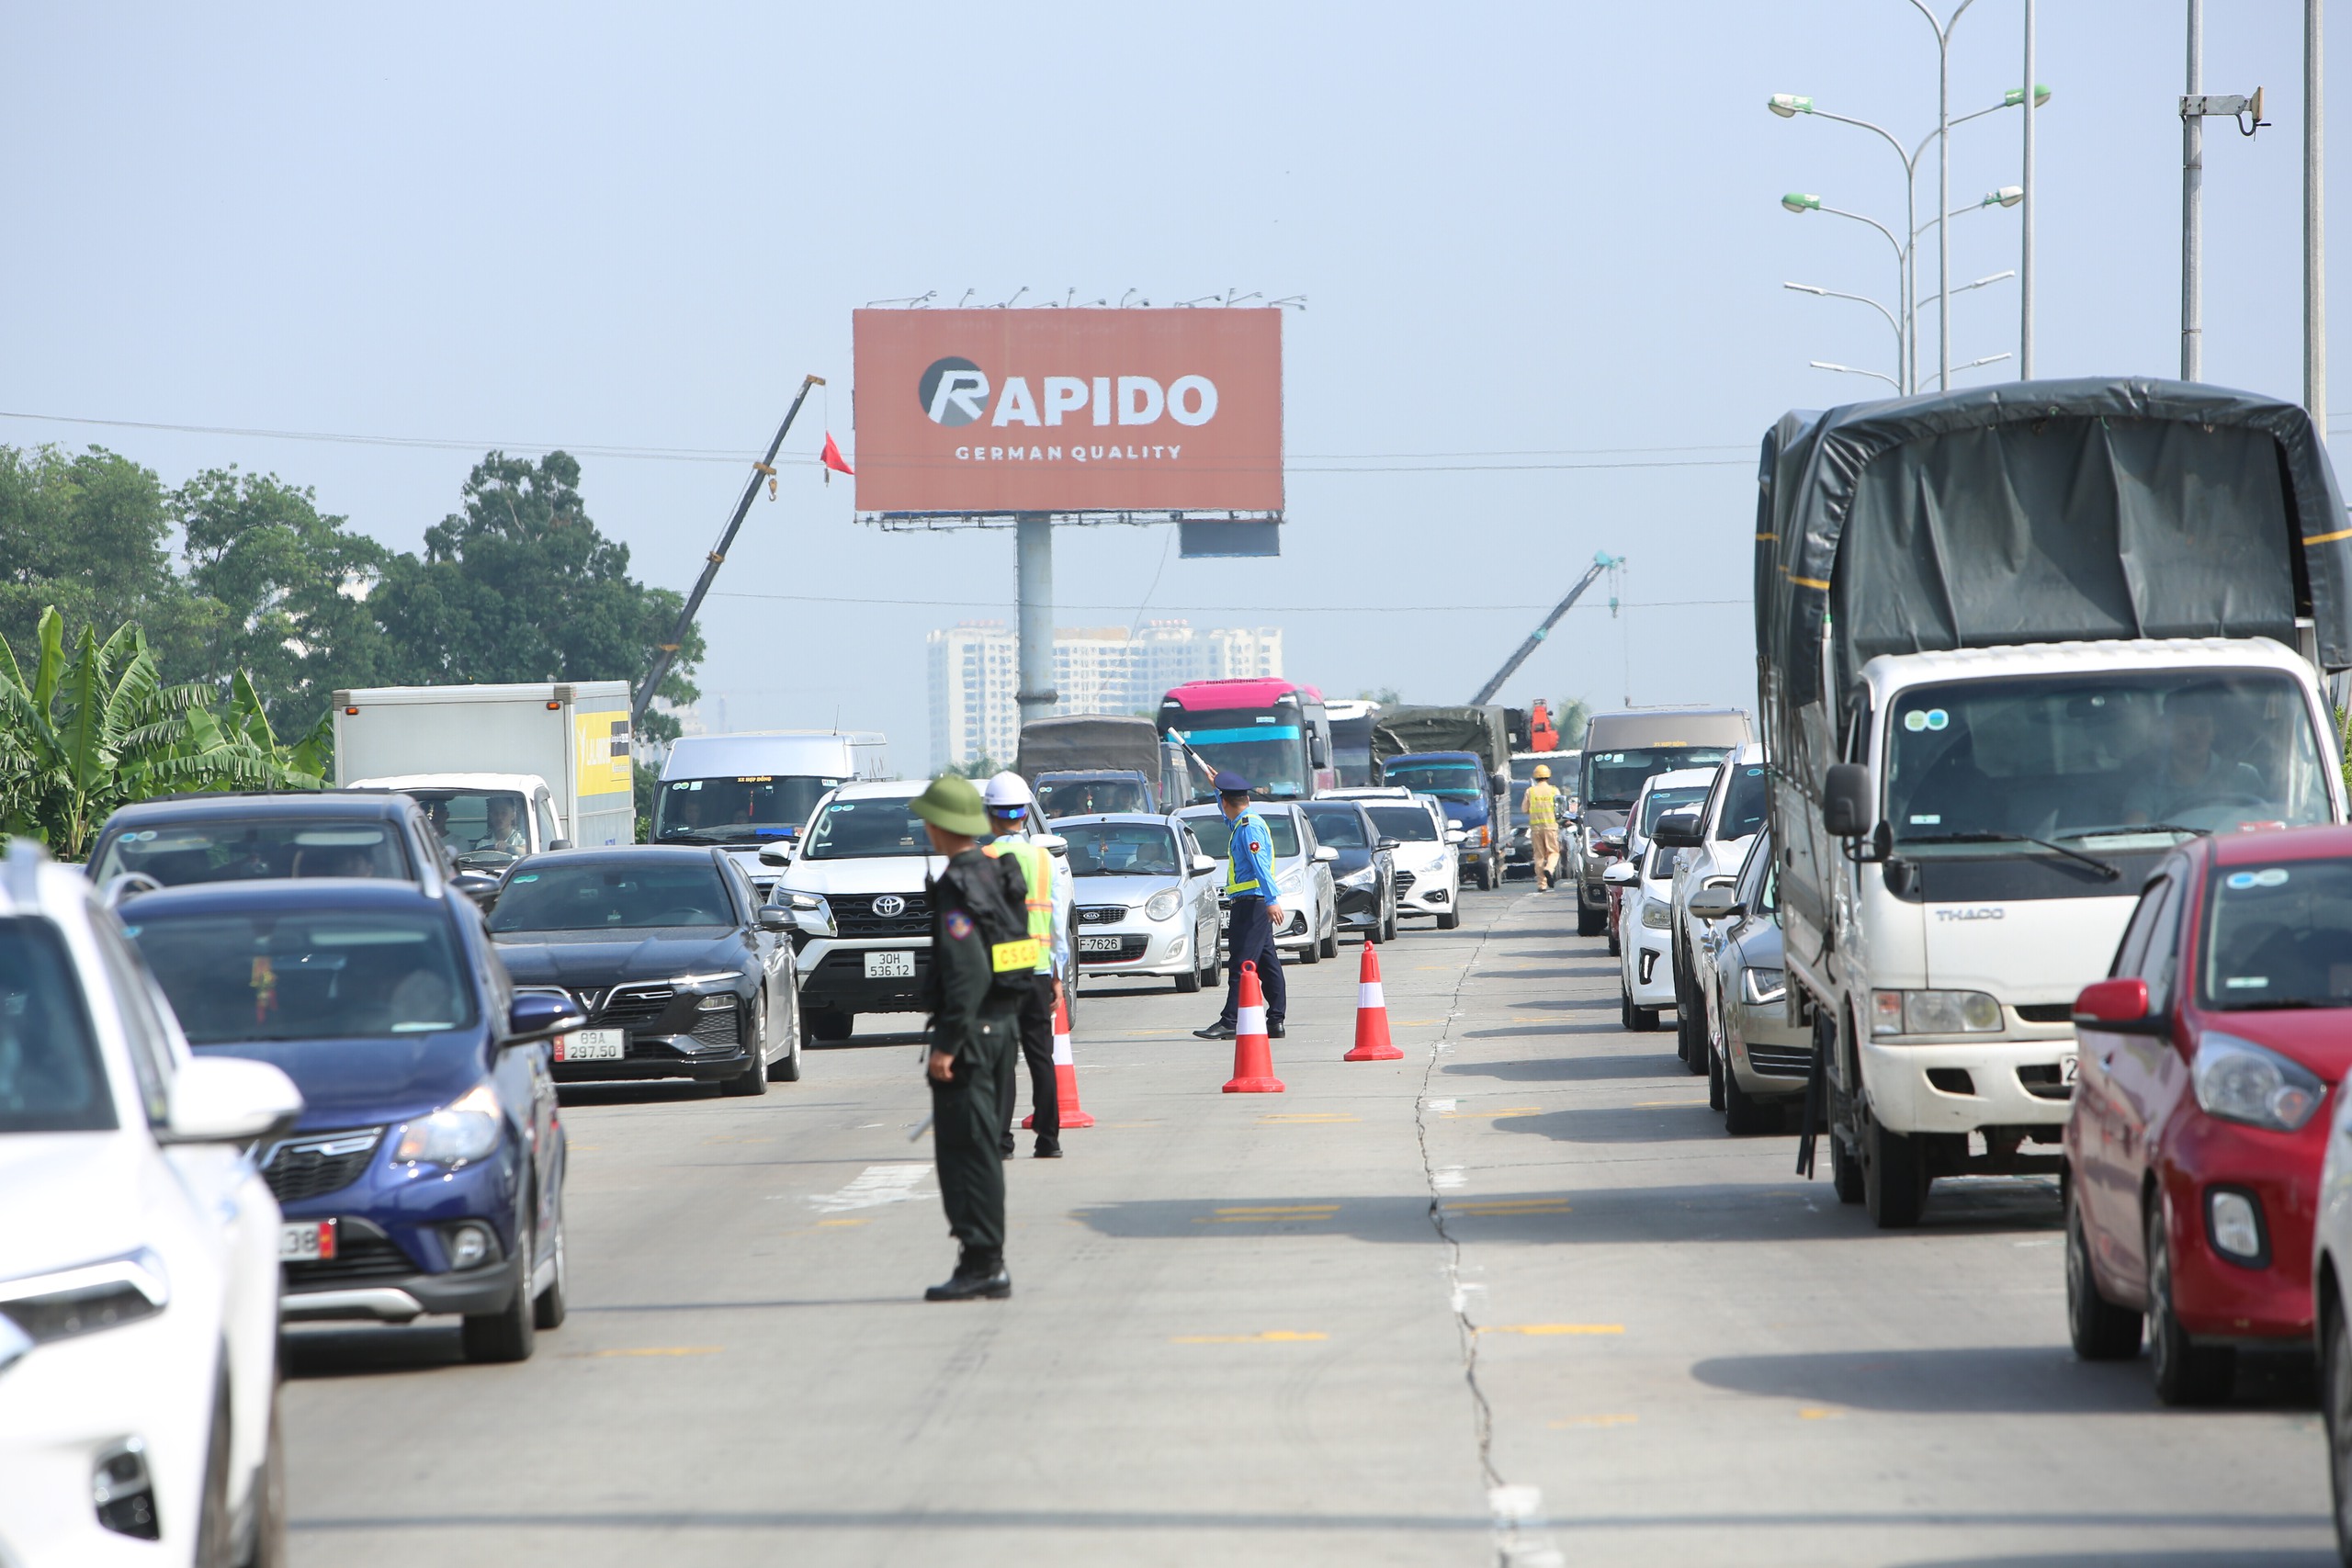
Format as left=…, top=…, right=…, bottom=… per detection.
left=2021, top=0, right=2037, bottom=378
left=1014, top=513, right=1057, bottom=733
left=1939, top=28, right=1953, bottom=389
left=2309, top=0, right=2328, bottom=434
left=631, top=374, right=824, bottom=736
left=2184, top=0, right=2205, bottom=380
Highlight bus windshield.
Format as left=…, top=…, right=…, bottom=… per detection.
left=1162, top=707, right=1309, bottom=798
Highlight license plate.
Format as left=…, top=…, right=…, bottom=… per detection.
left=865, top=950, right=915, bottom=979
left=279, top=1219, right=336, bottom=1262
left=556, top=1028, right=625, bottom=1063
left=1079, top=935, right=1125, bottom=953
left=2061, top=1055, right=2079, bottom=1085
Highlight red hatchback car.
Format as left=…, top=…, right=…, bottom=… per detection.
left=2064, top=824, right=2352, bottom=1404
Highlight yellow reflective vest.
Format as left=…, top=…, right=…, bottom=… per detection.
left=1525, top=782, right=1562, bottom=830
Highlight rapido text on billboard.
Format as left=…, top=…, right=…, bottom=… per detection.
left=851, top=308, right=1282, bottom=514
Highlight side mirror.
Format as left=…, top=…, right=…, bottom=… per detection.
left=1602, top=862, right=1638, bottom=886
left=1443, top=829, right=1466, bottom=845
left=448, top=871, right=502, bottom=907
left=1312, top=845, right=1340, bottom=864
left=759, top=842, right=796, bottom=866
left=1686, top=886, right=1744, bottom=921
left=2072, top=976, right=2166, bottom=1034
left=547, top=838, right=574, bottom=851
left=1190, top=855, right=1218, bottom=876
left=1822, top=763, right=1872, bottom=840
left=163, top=1056, right=303, bottom=1146
left=1035, top=833, right=1069, bottom=855
left=506, top=990, right=588, bottom=1043
left=755, top=905, right=793, bottom=931
left=1375, top=838, right=1401, bottom=852
left=1652, top=811, right=1703, bottom=849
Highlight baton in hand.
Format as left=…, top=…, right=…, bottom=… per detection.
left=907, top=1113, right=933, bottom=1142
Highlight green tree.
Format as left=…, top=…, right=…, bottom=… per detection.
left=370, top=452, right=701, bottom=733
left=172, top=467, right=394, bottom=734
left=1550, top=696, right=1592, bottom=749
left=0, top=445, right=214, bottom=682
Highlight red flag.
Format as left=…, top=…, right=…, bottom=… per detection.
left=820, top=432, right=854, bottom=479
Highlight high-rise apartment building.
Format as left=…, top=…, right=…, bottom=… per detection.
left=927, top=619, right=1283, bottom=770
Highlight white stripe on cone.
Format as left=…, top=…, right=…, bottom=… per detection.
left=1359, top=981, right=1385, bottom=1010
left=1238, top=1004, right=1267, bottom=1036
left=1052, top=1026, right=1074, bottom=1066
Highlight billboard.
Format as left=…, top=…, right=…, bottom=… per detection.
left=852, top=308, right=1283, bottom=515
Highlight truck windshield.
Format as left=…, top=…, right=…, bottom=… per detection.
left=1583, top=748, right=1734, bottom=809
left=656, top=775, right=841, bottom=843
left=1036, top=777, right=1151, bottom=818
left=126, top=908, right=478, bottom=1041
left=92, top=819, right=411, bottom=886
left=799, top=798, right=931, bottom=860
left=2199, top=856, right=2352, bottom=1010
left=1885, top=670, right=2331, bottom=853
left=1160, top=707, right=1308, bottom=798
left=1059, top=823, right=1181, bottom=876
left=402, top=790, right=529, bottom=869
left=1383, top=761, right=1483, bottom=801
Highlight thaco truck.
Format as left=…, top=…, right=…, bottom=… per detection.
left=333, top=682, right=637, bottom=855
left=1758, top=379, right=2352, bottom=1227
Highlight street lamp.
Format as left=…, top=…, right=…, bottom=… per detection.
left=1782, top=195, right=1909, bottom=377
left=1785, top=281, right=1905, bottom=379
left=1809, top=360, right=1905, bottom=391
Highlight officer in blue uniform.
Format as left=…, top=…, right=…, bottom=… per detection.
left=1193, top=771, right=1287, bottom=1040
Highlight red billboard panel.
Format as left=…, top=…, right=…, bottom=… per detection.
left=852, top=308, right=1282, bottom=514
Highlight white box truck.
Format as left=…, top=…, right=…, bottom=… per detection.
left=1758, top=379, right=2352, bottom=1229
left=652, top=730, right=890, bottom=895
left=332, top=682, right=637, bottom=852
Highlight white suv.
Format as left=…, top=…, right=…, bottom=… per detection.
left=1327, top=789, right=1465, bottom=930
left=0, top=842, right=303, bottom=1568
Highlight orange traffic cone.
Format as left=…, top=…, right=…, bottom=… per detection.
left=1222, top=961, right=1286, bottom=1093
left=1345, top=942, right=1402, bottom=1061
left=1024, top=984, right=1092, bottom=1130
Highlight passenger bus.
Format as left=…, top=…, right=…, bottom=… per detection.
left=1321, top=698, right=1380, bottom=787
left=1156, top=679, right=1336, bottom=803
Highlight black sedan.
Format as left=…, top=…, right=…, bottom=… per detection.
left=1299, top=800, right=1399, bottom=944
left=488, top=847, right=803, bottom=1095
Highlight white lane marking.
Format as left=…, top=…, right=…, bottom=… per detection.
left=1433, top=1167, right=1466, bottom=1189
left=809, top=1164, right=932, bottom=1213
left=1426, top=1099, right=1459, bottom=1111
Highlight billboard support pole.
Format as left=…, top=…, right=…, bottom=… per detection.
left=1015, top=513, right=1057, bottom=732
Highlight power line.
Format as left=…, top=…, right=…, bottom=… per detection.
left=709, top=590, right=1747, bottom=614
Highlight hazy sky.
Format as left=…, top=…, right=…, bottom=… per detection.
left=2, top=4, right=2332, bottom=768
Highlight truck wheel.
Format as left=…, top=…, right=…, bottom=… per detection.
left=1829, top=1127, right=1864, bottom=1203
left=2064, top=1180, right=2142, bottom=1360
left=806, top=1008, right=854, bottom=1043
left=1477, top=860, right=1496, bottom=892
left=1863, top=1109, right=1928, bottom=1229
left=2149, top=1204, right=2234, bottom=1404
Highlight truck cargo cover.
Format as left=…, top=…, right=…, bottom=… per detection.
left=1015, top=716, right=1165, bottom=793
left=1372, top=706, right=1510, bottom=768
left=1759, top=379, right=2352, bottom=699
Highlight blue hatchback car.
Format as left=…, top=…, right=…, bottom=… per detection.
left=119, top=877, right=581, bottom=1362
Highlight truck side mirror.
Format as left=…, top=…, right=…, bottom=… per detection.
left=1822, top=764, right=1872, bottom=839
left=1651, top=811, right=1702, bottom=849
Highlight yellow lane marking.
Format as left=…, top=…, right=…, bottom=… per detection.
left=584, top=1346, right=723, bottom=1358
left=1442, top=1106, right=1543, bottom=1119
left=1259, top=1112, right=1360, bottom=1124
left=1448, top=1200, right=1574, bottom=1215
left=1195, top=1204, right=1340, bottom=1224
left=1551, top=1414, right=1639, bottom=1428
left=814, top=1218, right=871, bottom=1228
left=1170, top=1330, right=1329, bottom=1344
left=1481, top=1324, right=1623, bottom=1337
left=1633, top=1099, right=1708, bottom=1108
left=1798, top=1407, right=1845, bottom=1420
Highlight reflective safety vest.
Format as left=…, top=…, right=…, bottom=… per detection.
left=1225, top=807, right=1278, bottom=898
left=1525, top=782, right=1561, bottom=830
left=985, top=837, right=1057, bottom=973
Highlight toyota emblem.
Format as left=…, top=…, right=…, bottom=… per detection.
left=873, top=895, right=906, bottom=919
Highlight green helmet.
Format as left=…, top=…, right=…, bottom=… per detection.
left=910, top=773, right=989, bottom=839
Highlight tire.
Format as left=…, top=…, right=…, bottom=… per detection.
left=533, top=1193, right=569, bottom=1330
left=2148, top=1202, right=2234, bottom=1405
left=2324, top=1299, right=2352, bottom=1562
left=1863, top=1107, right=1928, bottom=1229
left=2064, top=1180, right=2142, bottom=1360
left=1621, top=986, right=1638, bottom=1032
left=1296, top=926, right=1319, bottom=964
left=1175, top=954, right=1203, bottom=994
left=721, top=996, right=770, bottom=1097
left=1319, top=914, right=1339, bottom=960
left=1606, top=922, right=1620, bottom=957
left=1676, top=965, right=1707, bottom=1077
left=806, top=1007, right=854, bottom=1043
left=1202, top=934, right=1220, bottom=988
left=767, top=989, right=803, bottom=1082
left=1830, top=1125, right=1865, bottom=1204
left=1722, top=1053, right=1772, bottom=1134
left=1576, top=899, right=1603, bottom=937
left=462, top=1219, right=538, bottom=1363
left=1477, top=860, right=1496, bottom=892
left=1438, top=907, right=1461, bottom=931
left=237, top=1387, right=287, bottom=1568
left=1634, top=1006, right=1658, bottom=1032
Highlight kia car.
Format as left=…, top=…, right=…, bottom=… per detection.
left=120, top=876, right=578, bottom=1364
left=1056, top=814, right=1222, bottom=991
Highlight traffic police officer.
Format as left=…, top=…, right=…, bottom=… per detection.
left=1193, top=771, right=1287, bottom=1040
left=910, top=773, right=1023, bottom=1302
left=981, top=772, right=1068, bottom=1158
left=1525, top=763, right=1564, bottom=891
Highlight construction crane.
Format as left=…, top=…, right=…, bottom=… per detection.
left=632, top=374, right=825, bottom=735
left=1467, top=551, right=1623, bottom=706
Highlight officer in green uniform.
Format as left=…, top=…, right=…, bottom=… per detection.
left=910, top=773, right=1023, bottom=1302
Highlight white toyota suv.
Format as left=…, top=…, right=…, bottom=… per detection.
left=766, top=781, right=1069, bottom=1042
left=0, top=841, right=303, bottom=1568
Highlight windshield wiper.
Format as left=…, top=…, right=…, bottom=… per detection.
left=1899, top=830, right=2120, bottom=881
left=2056, top=822, right=2211, bottom=842
left=2219, top=997, right=2336, bottom=1012
left=655, top=829, right=729, bottom=843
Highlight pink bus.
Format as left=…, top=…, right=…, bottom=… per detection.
left=1155, top=678, right=1337, bottom=803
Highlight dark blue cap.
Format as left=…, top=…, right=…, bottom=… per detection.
left=1214, top=771, right=1253, bottom=794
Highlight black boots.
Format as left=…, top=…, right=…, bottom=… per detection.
left=925, top=1247, right=1012, bottom=1302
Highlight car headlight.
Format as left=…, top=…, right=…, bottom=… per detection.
left=1871, top=988, right=2002, bottom=1036
left=1742, top=965, right=1787, bottom=1005
left=2192, top=1032, right=2324, bottom=1131
left=0, top=1248, right=169, bottom=1348
left=1641, top=902, right=1672, bottom=930
left=393, top=1082, right=503, bottom=1166
left=783, top=891, right=836, bottom=937
left=1144, top=889, right=1182, bottom=921
left=1338, top=865, right=1375, bottom=889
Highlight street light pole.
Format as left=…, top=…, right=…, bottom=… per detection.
left=2309, top=0, right=2326, bottom=435
left=1910, top=0, right=1979, bottom=390
left=2023, top=0, right=2037, bottom=378
left=2184, top=0, right=2204, bottom=380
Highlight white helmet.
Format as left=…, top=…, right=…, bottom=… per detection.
left=982, top=771, right=1034, bottom=810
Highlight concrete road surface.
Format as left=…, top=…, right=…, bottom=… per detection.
left=283, top=887, right=2336, bottom=1567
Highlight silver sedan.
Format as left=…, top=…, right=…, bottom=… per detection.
left=1055, top=814, right=1225, bottom=992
